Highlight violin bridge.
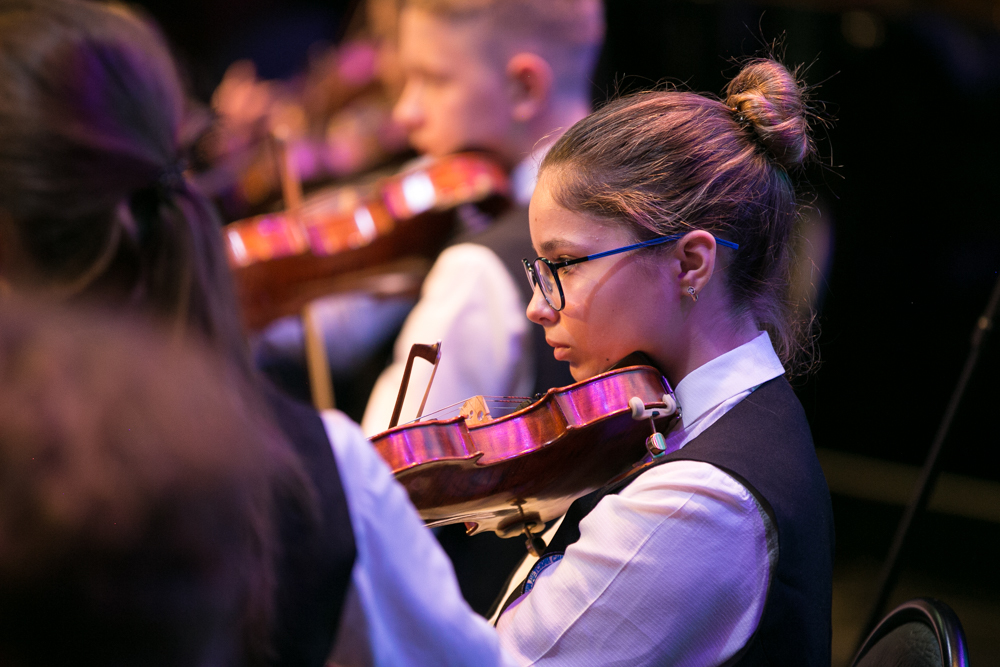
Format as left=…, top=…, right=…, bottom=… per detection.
left=459, top=395, right=493, bottom=425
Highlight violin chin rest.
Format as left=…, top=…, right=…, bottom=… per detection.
left=628, top=394, right=678, bottom=421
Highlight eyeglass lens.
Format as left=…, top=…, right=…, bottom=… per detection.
left=532, top=259, right=562, bottom=310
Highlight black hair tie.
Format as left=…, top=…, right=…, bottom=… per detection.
left=128, top=160, right=187, bottom=244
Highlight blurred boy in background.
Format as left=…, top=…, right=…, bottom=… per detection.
left=361, top=0, right=604, bottom=434
left=359, top=0, right=605, bottom=616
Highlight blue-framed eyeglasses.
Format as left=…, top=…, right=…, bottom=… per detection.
left=522, top=233, right=739, bottom=311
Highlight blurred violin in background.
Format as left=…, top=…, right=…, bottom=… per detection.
left=190, top=0, right=515, bottom=334
left=225, top=151, right=511, bottom=331
left=193, top=0, right=409, bottom=219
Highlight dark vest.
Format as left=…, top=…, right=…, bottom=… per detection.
left=500, top=377, right=833, bottom=666
left=453, top=204, right=575, bottom=396
left=262, top=386, right=357, bottom=667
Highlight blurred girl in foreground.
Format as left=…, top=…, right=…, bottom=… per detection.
left=0, top=304, right=281, bottom=667
left=0, top=1, right=511, bottom=665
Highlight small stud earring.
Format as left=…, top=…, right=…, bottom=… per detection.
left=687, top=286, right=698, bottom=303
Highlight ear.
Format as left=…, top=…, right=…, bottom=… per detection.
left=506, top=53, right=553, bottom=123
left=673, top=230, right=717, bottom=297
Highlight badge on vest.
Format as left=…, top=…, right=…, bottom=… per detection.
left=523, top=552, right=564, bottom=594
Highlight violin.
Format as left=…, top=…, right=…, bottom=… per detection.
left=200, top=37, right=406, bottom=217
left=369, top=355, right=680, bottom=555
left=224, top=152, right=510, bottom=330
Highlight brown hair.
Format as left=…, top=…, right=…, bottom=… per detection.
left=0, top=0, right=248, bottom=371
left=0, top=302, right=285, bottom=667
left=402, top=0, right=604, bottom=98
left=541, top=58, right=816, bottom=370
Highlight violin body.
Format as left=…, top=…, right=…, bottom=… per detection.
left=224, top=153, right=510, bottom=330
left=370, top=365, right=677, bottom=537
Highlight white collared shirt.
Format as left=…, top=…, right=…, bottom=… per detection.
left=495, top=332, right=785, bottom=667
left=323, top=409, right=518, bottom=667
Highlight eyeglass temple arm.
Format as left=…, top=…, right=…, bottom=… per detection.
left=556, top=234, right=738, bottom=269
left=388, top=341, right=443, bottom=429
left=548, top=235, right=680, bottom=269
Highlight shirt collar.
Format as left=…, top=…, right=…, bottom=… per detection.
left=672, top=331, right=786, bottom=430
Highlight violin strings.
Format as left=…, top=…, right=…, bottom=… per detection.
left=414, top=396, right=533, bottom=422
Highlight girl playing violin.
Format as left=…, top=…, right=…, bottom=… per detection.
left=495, top=59, right=833, bottom=666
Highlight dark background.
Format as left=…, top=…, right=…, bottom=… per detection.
left=596, top=1, right=1000, bottom=480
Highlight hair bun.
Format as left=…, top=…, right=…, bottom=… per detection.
left=725, top=59, right=812, bottom=169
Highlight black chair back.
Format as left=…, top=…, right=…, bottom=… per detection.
left=852, top=598, right=969, bottom=667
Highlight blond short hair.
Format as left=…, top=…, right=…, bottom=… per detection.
left=404, top=0, right=604, bottom=96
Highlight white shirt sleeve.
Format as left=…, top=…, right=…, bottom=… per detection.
left=360, top=243, right=531, bottom=436
left=496, top=460, right=771, bottom=667
left=321, top=409, right=517, bottom=667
